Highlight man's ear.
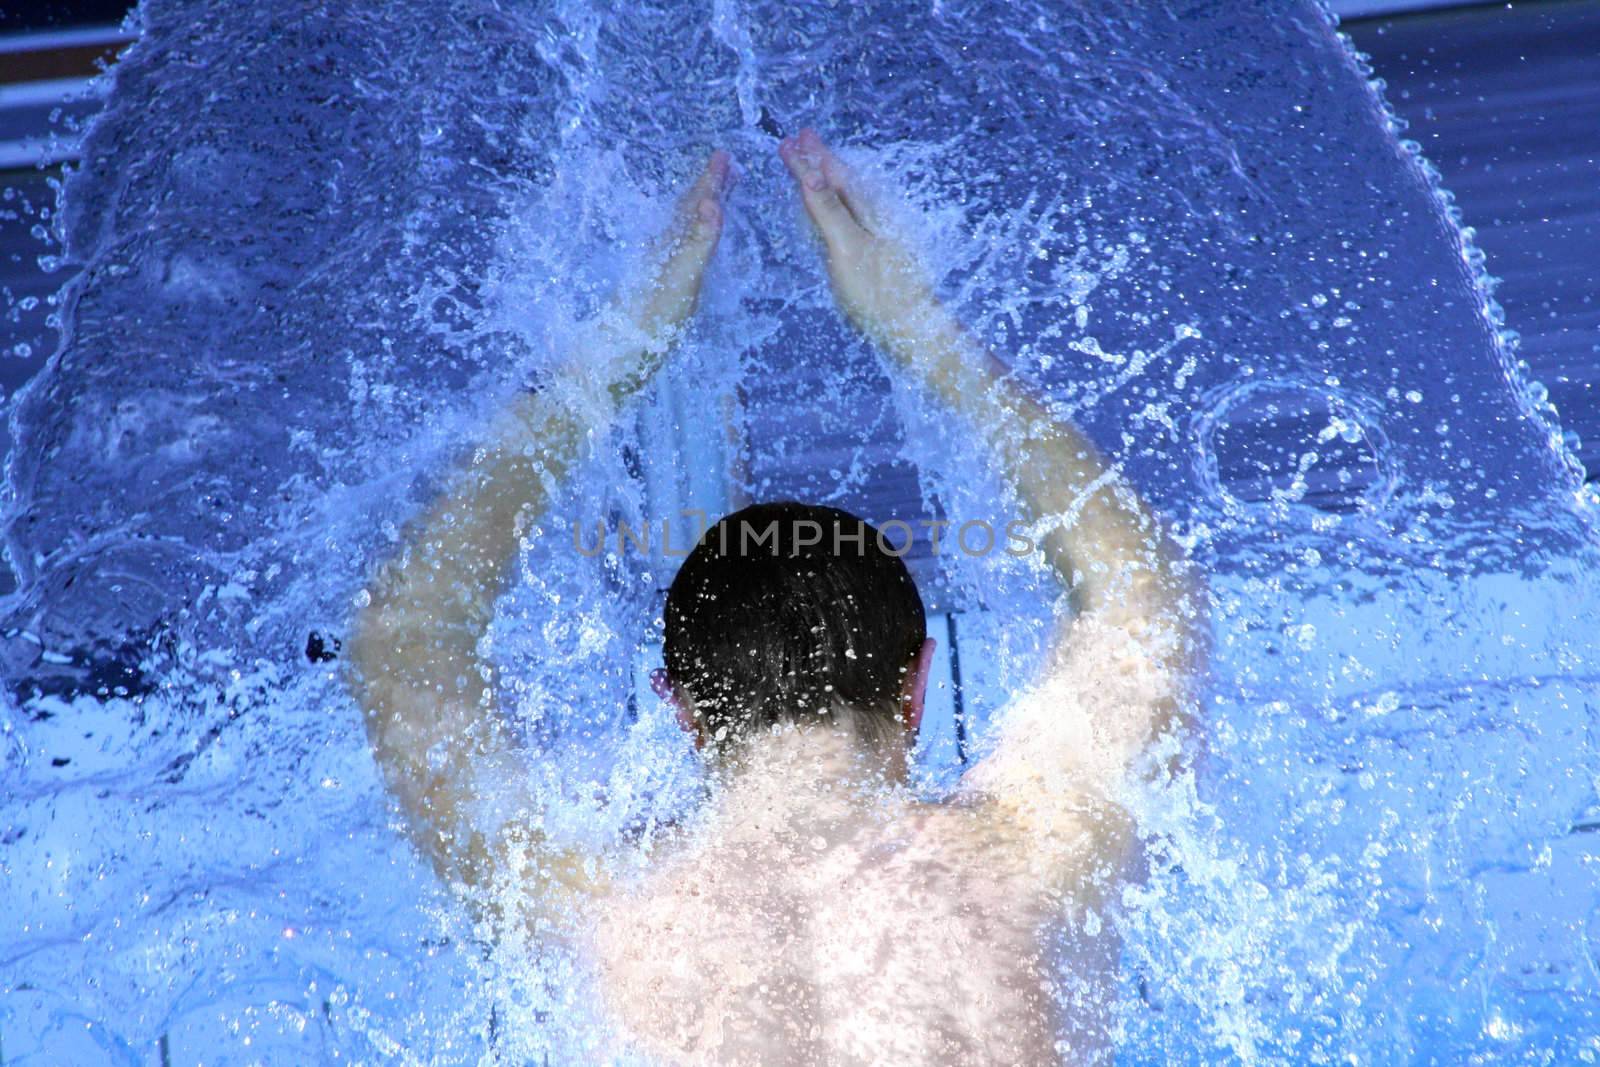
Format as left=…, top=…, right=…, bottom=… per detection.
left=653, top=667, right=704, bottom=748
left=900, top=637, right=937, bottom=737
left=650, top=666, right=674, bottom=702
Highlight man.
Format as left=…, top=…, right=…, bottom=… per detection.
left=348, top=128, right=1198, bottom=1064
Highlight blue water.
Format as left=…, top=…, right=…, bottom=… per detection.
left=3, top=0, right=1598, bottom=1062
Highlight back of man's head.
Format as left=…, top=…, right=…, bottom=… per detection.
left=664, top=501, right=927, bottom=750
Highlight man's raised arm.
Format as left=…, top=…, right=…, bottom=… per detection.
left=778, top=129, right=1199, bottom=793
left=345, top=152, right=732, bottom=893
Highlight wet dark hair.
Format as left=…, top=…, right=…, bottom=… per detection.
left=664, top=501, right=927, bottom=749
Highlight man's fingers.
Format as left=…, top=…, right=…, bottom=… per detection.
left=675, top=149, right=733, bottom=240
left=805, top=186, right=863, bottom=251
left=692, top=149, right=733, bottom=204
left=636, top=148, right=731, bottom=333
left=799, top=128, right=874, bottom=232
left=780, top=134, right=865, bottom=252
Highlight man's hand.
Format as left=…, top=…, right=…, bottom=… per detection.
left=778, top=129, right=935, bottom=354
left=631, top=149, right=734, bottom=344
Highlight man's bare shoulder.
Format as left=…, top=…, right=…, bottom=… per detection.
left=892, top=790, right=1131, bottom=890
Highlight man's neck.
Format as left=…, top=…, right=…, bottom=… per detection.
left=710, top=716, right=909, bottom=798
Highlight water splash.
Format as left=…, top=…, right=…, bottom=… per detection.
left=2, top=0, right=1597, bottom=1062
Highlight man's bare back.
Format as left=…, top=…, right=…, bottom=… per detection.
left=590, top=757, right=1098, bottom=1063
